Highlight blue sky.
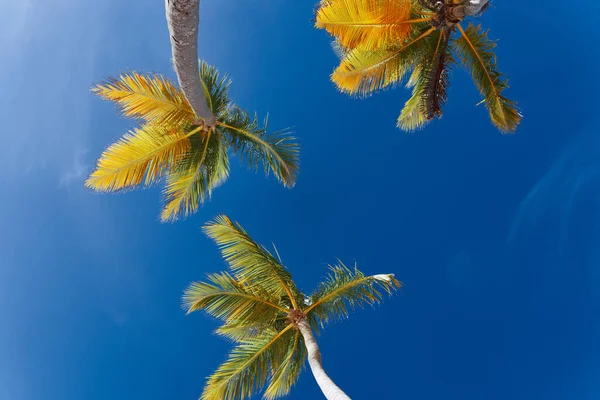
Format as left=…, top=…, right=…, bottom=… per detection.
left=1, top=0, right=600, bottom=399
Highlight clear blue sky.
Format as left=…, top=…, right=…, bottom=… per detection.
left=2, top=0, right=600, bottom=399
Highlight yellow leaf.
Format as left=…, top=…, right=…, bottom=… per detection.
left=315, top=0, right=419, bottom=50
left=86, top=125, right=191, bottom=192
left=92, top=72, right=195, bottom=126
left=332, top=27, right=436, bottom=97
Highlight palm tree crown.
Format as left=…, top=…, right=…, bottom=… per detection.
left=86, top=62, right=299, bottom=222
left=184, top=215, right=401, bottom=399
left=315, top=0, right=521, bottom=133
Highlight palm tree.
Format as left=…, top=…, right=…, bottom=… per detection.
left=183, top=215, right=401, bottom=400
left=315, top=0, right=522, bottom=133
left=86, top=62, right=299, bottom=222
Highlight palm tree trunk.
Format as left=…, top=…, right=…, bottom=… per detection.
left=297, top=319, right=351, bottom=400
left=464, top=0, right=489, bottom=16
left=165, top=0, right=216, bottom=126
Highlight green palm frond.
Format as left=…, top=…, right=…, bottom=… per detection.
left=203, top=216, right=302, bottom=307
left=199, top=61, right=232, bottom=117
left=306, top=262, right=401, bottom=327
left=220, top=108, right=299, bottom=188
left=263, top=329, right=307, bottom=400
left=397, top=63, right=428, bottom=131
left=454, top=23, right=521, bottom=133
left=201, top=325, right=295, bottom=400
left=182, top=272, right=287, bottom=326
left=160, top=131, right=229, bottom=222
left=92, top=72, right=195, bottom=127
left=215, top=320, right=284, bottom=342
left=398, top=28, right=454, bottom=131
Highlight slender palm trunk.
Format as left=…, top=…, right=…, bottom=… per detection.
left=297, top=319, right=351, bottom=400
left=165, top=0, right=216, bottom=126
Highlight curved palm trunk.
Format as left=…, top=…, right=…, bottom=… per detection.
left=165, top=0, right=216, bottom=126
left=297, top=319, right=351, bottom=400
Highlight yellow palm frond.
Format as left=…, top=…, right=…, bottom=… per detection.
left=332, top=26, right=436, bottom=97
left=160, top=132, right=229, bottom=222
left=92, top=72, right=195, bottom=126
left=85, top=125, right=192, bottom=192
left=315, top=0, right=422, bottom=50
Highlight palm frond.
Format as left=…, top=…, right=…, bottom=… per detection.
left=454, top=23, right=521, bottom=133
left=201, top=325, right=295, bottom=400
left=199, top=61, right=232, bottom=118
left=92, top=72, right=195, bottom=126
left=203, top=216, right=302, bottom=308
left=397, top=63, right=428, bottom=131
left=306, top=262, right=401, bottom=327
left=85, top=124, right=191, bottom=192
left=219, top=107, right=299, bottom=187
left=160, top=132, right=229, bottom=222
left=215, top=320, right=282, bottom=342
left=263, top=329, right=306, bottom=400
left=182, top=272, right=287, bottom=327
left=422, top=29, right=454, bottom=120
left=315, top=0, right=419, bottom=50
left=397, top=28, right=454, bottom=131
left=332, top=25, right=436, bottom=97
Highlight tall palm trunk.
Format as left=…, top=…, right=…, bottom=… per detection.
left=297, top=319, right=351, bottom=400
left=165, top=0, right=216, bottom=126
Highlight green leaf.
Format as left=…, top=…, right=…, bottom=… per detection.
left=220, top=108, right=299, bottom=187
left=203, top=216, right=302, bottom=306
left=182, top=272, right=287, bottom=326
left=306, top=262, right=401, bottom=327
left=160, top=131, right=229, bottom=222
left=201, top=325, right=295, bottom=400
left=454, top=23, right=521, bottom=133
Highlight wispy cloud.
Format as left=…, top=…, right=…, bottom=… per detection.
left=508, top=128, right=600, bottom=248
left=59, top=147, right=89, bottom=188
